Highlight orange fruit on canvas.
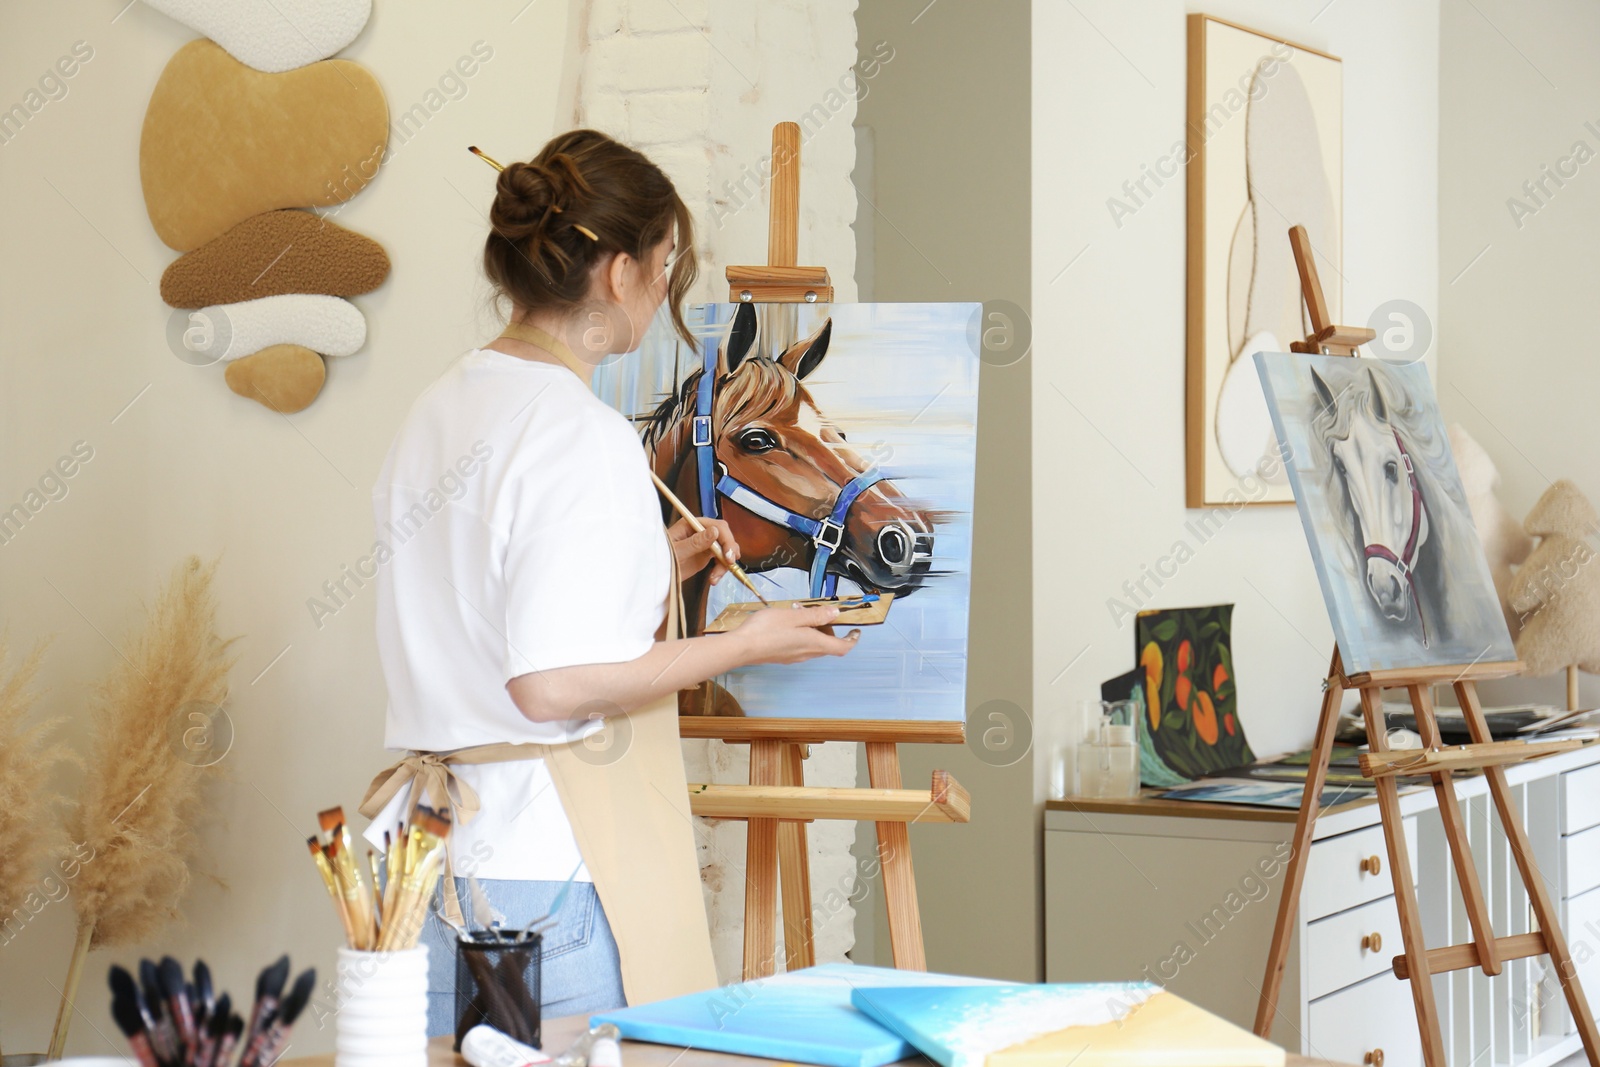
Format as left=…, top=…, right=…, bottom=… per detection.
left=1194, top=691, right=1219, bottom=745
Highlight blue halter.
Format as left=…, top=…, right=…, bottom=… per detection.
left=691, top=321, right=883, bottom=598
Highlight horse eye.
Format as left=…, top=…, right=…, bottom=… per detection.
left=1385, top=461, right=1399, bottom=483
left=737, top=429, right=777, bottom=453
left=1332, top=454, right=1346, bottom=475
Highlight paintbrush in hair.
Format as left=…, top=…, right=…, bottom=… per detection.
left=240, top=955, right=290, bottom=1058
left=239, top=968, right=315, bottom=1067
left=648, top=471, right=770, bottom=605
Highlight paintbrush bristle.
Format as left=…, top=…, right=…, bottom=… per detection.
left=111, top=991, right=146, bottom=1038
left=210, top=992, right=232, bottom=1037
left=257, top=954, right=290, bottom=1001
left=108, top=964, right=140, bottom=1003
left=158, top=956, right=184, bottom=998
left=280, top=969, right=317, bottom=1025
left=413, top=809, right=452, bottom=842
left=317, top=807, right=345, bottom=834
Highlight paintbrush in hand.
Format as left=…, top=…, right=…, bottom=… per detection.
left=648, top=471, right=770, bottom=605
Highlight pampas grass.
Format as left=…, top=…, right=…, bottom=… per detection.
left=0, top=636, right=70, bottom=1055
left=49, top=556, right=238, bottom=1057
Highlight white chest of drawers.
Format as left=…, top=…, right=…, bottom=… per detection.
left=1044, top=743, right=1600, bottom=1067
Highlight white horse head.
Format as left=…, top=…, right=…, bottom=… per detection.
left=1312, top=366, right=1431, bottom=626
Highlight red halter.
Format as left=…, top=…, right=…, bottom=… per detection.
left=1361, top=429, right=1429, bottom=647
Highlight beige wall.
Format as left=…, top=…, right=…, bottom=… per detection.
left=1031, top=0, right=1439, bottom=974
left=0, top=2, right=575, bottom=1053
left=851, top=0, right=1035, bottom=979
left=1438, top=0, right=1600, bottom=710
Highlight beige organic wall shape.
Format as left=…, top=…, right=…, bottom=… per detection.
left=137, top=12, right=389, bottom=413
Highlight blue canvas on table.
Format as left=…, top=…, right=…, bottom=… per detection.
left=1254, top=353, right=1515, bottom=674
left=591, top=962, right=1003, bottom=1067
left=847, top=983, right=1157, bottom=1067
left=593, top=302, right=981, bottom=721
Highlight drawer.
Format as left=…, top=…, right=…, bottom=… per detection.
left=1307, top=970, right=1422, bottom=1067
left=1567, top=886, right=1600, bottom=1037
left=1565, top=823, right=1600, bottom=898
left=1563, top=763, right=1600, bottom=835
left=1304, top=818, right=1419, bottom=921
left=1305, top=895, right=1404, bottom=1000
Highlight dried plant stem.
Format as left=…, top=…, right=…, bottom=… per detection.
left=47, top=921, right=93, bottom=1058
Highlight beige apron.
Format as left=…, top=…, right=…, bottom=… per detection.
left=361, top=326, right=717, bottom=1004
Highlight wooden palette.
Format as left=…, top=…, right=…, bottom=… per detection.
left=706, top=594, right=895, bottom=634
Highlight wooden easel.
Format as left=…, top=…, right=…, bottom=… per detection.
left=681, top=122, right=970, bottom=980
left=1252, top=226, right=1600, bottom=1066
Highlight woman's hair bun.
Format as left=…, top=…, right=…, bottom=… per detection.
left=496, top=154, right=594, bottom=227
left=482, top=129, right=700, bottom=347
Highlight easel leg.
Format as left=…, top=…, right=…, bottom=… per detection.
left=1254, top=654, right=1344, bottom=1038
left=1457, top=682, right=1600, bottom=1064
left=866, top=742, right=926, bottom=970
left=777, top=743, right=815, bottom=971
left=743, top=739, right=782, bottom=980
left=1406, top=683, right=1501, bottom=975
left=1361, top=687, right=1447, bottom=1067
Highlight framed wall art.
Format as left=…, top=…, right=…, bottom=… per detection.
left=1185, top=15, right=1342, bottom=507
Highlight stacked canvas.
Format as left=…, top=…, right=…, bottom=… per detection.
left=594, top=964, right=1283, bottom=1067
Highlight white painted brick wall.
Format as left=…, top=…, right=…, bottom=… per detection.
left=571, top=0, right=862, bottom=984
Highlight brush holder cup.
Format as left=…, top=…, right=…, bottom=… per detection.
left=335, top=944, right=429, bottom=1067
left=454, top=933, right=543, bottom=1051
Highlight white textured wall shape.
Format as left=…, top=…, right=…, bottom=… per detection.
left=571, top=0, right=861, bottom=982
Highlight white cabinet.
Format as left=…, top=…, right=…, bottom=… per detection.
left=1045, top=743, right=1600, bottom=1067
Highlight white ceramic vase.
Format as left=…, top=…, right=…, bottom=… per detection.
left=335, top=944, right=430, bottom=1067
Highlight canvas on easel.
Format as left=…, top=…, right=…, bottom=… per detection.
left=593, top=299, right=980, bottom=726
left=1254, top=351, right=1517, bottom=672
left=585, top=121, right=972, bottom=982
left=1247, top=225, right=1599, bottom=1067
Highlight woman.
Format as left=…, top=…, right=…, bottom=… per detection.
left=362, top=130, right=858, bottom=1035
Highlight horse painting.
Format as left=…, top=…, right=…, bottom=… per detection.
left=1257, top=351, right=1515, bottom=673
left=640, top=302, right=940, bottom=714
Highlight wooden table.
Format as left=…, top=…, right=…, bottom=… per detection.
left=282, top=1011, right=1355, bottom=1066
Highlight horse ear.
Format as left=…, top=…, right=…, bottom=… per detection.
left=720, top=302, right=758, bottom=375
left=1310, top=368, right=1337, bottom=415
left=778, top=318, right=832, bottom=381
left=1367, top=367, right=1389, bottom=422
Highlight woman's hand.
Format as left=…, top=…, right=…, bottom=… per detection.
left=668, top=516, right=740, bottom=583
left=732, top=604, right=861, bottom=665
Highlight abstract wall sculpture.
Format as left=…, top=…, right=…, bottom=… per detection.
left=138, top=9, right=388, bottom=413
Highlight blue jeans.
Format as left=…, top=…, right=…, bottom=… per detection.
left=422, top=877, right=625, bottom=1040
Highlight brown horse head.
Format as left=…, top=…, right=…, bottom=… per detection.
left=645, top=303, right=936, bottom=598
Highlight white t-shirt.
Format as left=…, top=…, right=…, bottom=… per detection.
left=365, top=348, right=671, bottom=881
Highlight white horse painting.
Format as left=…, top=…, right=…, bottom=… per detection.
left=1256, top=353, right=1515, bottom=673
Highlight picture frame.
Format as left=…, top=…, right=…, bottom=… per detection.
left=1185, top=15, right=1343, bottom=508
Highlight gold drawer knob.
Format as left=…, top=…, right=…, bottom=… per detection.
left=1362, top=932, right=1384, bottom=953
left=1365, top=1050, right=1385, bottom=1067
left=1360, top=854, right=1382, bottom=875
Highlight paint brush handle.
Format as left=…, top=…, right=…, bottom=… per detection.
left=648, top=471, right=770, bottom=605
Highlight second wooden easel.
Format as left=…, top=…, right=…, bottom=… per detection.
left=682, top=121, right=971, bottom=979
left=1251, top=225, right=1600, bottom=1067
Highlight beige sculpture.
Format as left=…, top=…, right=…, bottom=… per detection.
left=1507, top=479, right=1600, bottom=710
left=1449, top=425, right=1533, bottom=635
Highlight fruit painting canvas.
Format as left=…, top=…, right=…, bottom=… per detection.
left=1135, top=604, right=1254, bottom=779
